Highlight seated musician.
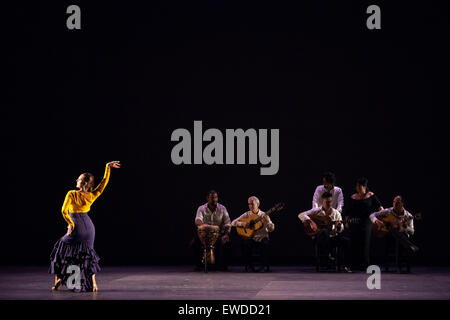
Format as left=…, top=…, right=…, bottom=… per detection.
left=298, top=192, right=352, bottom=272
left=193, top=190, right=231, bottom=271
left=231, top=196, right=275, bottom=272
left=370, top=195, right=419, bottom=255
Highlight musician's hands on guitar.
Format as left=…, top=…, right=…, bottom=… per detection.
left=374, top=219, right=385, bottom=230
left=304, top=219, right=318, bottom=232
left=241, top=221, right=250, bottom=228
left=221, top=234, right=230, bottom=244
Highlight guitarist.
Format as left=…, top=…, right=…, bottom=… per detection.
left=231, top=196, right=275, bottom=272
left=370, top=195, right=419, bottom=254
left=299, top=192, right=352, bottom=272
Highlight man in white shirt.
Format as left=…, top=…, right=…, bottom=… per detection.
left=312, top=172, right=344, bottom=213
left=232, top=196, right=275, bottom=272
left=370, top=195, right=419, bottom=254
left=193, top=190, right=232, bottom=271
left=299, top=192, right=351, bottom=272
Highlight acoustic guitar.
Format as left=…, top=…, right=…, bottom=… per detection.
left=303, top=213, right=341, bottom=237
left=234, top=202, right=284, bottom=239
left=372, top=212, right=422, bottom=238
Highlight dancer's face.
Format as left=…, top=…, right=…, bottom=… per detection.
left=76, top=175, right=84, bottom=188
left=356, top=183, right=367, bottom=194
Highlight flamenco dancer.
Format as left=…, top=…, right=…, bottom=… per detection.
left=49, top=161, right=121, bottom=292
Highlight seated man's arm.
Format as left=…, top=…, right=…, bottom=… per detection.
left=265, top=216, right=275, bottom=232
left=231, top=212, right=249, bottom=227
left=222, top=207, right=232, bottom=234
left=337, top=188, right=344, bottom=213
left=195, top=207, right=205, bottom=226
left=335, top=211, right=344, bottom=233
left=370, top=208, right=389, bottom=223
left=298, top=208, right=317, bottom=222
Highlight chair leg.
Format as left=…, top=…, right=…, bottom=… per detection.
left=335, top=247, right=340, bottom=272
left=406, top=258, right=411, bottom=273
left=252, top=244, right=268, bottom=273
left=315, top=243, right=320, bottom=272
left=395, top=240, right=401, bottom=273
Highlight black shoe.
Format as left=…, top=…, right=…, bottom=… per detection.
left=260, top=266, right=270, bottom=273
left=342, top=266, right=353, bottom=273
left=245, top=264, right=256, bottom=272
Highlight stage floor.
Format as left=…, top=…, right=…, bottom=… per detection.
left=1, top=266, right=449, bottom=300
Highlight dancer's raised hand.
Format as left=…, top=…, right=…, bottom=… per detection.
left=107, top=161, right=121, bottom=168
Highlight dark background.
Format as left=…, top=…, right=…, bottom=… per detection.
left=5, top=0, right=448, bottom=265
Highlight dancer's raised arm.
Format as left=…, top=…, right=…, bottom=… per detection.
left=92, top=161, right=121, bottom=198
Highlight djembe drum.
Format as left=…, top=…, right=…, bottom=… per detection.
left=197, top=225, right=220, bottom=272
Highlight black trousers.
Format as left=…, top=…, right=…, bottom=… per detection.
left=315, top=229, right=351, bottom=267
left=390, top=230, right=415, bottom=251
left=241, top=237, right=270, bottom=269
left=382, top=230, right=416, bottom=269
left=191, top=231, right=230, bottom=270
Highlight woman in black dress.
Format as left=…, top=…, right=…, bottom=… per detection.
left=344, top=177, right=383, bottom=270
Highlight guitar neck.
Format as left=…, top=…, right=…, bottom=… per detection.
left=252, top=208, right=276, bottom=223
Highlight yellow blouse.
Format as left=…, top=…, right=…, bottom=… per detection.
left=61, top=164, right=111, bottom=226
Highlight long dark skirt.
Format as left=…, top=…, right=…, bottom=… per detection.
left=49, top=212, right=100, bottom=292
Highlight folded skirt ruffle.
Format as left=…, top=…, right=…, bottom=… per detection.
left=49, top=239, right=100, bottom=292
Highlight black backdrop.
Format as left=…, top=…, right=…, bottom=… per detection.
left=5, top=0, right=448, bottom=265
